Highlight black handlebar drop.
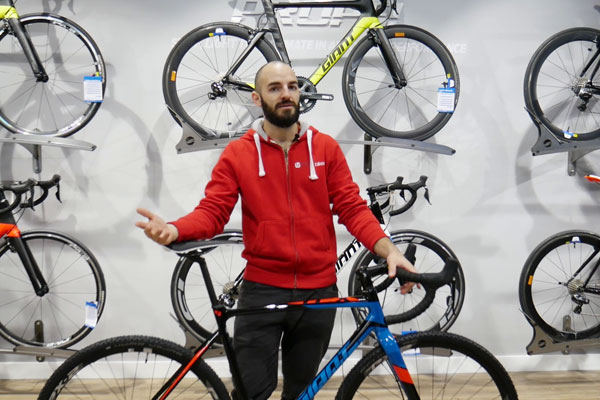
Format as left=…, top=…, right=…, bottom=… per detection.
left=0, top=175, right=61, bottom=215
left=367, top=175, right=430, bottom=220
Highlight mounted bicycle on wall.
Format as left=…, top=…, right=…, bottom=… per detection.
left=0, top=0, right=106, bottom=137
left=163, top=0, right=460, bottom=142
left=524, top=24, right=600, bottom=174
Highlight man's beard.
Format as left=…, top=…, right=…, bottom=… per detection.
left=261, top=99, right=300, bottom=128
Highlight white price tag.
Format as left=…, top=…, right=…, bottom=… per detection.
left=83, top=75, right=103, bottom=103
left=437, top=87, right=455, bottom=113
left=85, top=301, right=99, bottom=329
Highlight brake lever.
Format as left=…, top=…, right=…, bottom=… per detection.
left=55, top=182, right=62, bottom=203
left=391, top=0, right=398, bottom=14
left=424, top=187, right=431, bottom=205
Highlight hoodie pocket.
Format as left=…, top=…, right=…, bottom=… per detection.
left=295, top=217, right=331, bottom=254
left=251, top=220, right=294, bottom=261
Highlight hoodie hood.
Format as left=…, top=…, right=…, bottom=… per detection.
left=250, top=118, right=319, bottom=180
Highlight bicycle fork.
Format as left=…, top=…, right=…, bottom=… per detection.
left=370, top=28, right=407, bottom=89
left=5, top=15, right=49, bottom=82
left=0, top=195, right=48, bottom=296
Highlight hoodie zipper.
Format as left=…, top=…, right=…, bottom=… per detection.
left=282, top=146, right=300, bottom=288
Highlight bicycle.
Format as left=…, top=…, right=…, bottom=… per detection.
left=38, top=248, right=518, bottom=400
left=524, top=26, right=600, bottom=141
left=519, top=175, right=600, bottom=344
left=162, top=0, right=459, bottom=141
left=0, top=175, right=106, bottom=348
left=171, top=175, right=466, bottom=346
left=0, top=0, right=106, bottom=137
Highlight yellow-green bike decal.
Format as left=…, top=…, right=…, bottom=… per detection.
left=0, top=6, right=18, bottom=19
left=309, top=17, right=383, bottom=85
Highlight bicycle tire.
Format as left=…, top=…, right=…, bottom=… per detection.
left=0, top=13, right=105, bottom=137
left=171, top=230, right=244, bottom=344
left=163, top=22, right=280, bottom=138
left=348, top=230, right=465, bottom=334
left=519, top=230, right=600, bottom=340
left=336, top=331, right=518, bottom=400
left=37, top=335, right=230, bottom=400
left=524, top=27, right=600, bottom=141
left=0, top=230, right=105, bottom=348
left=342, top=25, right=459, bottom=140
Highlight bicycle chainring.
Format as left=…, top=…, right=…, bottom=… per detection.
left=298, top=76, right=317, bottom=114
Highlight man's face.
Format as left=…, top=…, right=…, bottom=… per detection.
left=253, top=64, right=300, bottom=128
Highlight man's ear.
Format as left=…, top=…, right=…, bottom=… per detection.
left=251, top=91, right=261, bottom=107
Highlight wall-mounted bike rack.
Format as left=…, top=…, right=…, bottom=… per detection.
left=0, top=346, right=75, bottom=362
left=173, top=117, right=456, bottom=174
left=527, top=108, right=600, bottom=176
left=0, top=133, right=96, bottom=173
left=522, top=311, right=600, bottom=355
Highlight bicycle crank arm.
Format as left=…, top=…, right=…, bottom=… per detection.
left=300, top=93, right=334, bottom=101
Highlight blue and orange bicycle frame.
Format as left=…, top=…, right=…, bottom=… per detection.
left=155, top=251, right=422, bottom=400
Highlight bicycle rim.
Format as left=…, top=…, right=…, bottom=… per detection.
left=343, top=25, right=459, bottom=140
left=0, top=230, right=105, bottom=348
left=163, top=23, right=279, bottom=138
left=336, top=331, right=518, bottom=400
left=348, top=230, right=465, bottom=334
left=38, top=335, right=230, bottom=399
left=524, top=28, right=600, bottom=140
left=519, top=230, right=600, bottom=339
left=171, top=231, right=244, bottom=344
left=0, top=14, right=105, bottom=137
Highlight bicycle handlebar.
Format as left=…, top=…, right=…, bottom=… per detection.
left=0, top=174, right=61, bottom=215
left=358, top=257, right=459, bottom=324
left=367, top=175, right=429, bottom=218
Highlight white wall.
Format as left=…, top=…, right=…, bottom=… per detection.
left=2, top=0, right=600, bottom=378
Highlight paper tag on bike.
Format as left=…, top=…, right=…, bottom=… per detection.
left=85, top=301, right=98, bottom=329
left=83, top=76, right=103, bottom=103
left=437, top=87, right=455, bottom=113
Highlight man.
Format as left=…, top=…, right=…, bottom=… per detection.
left=136, top=61, right=416, bottom=400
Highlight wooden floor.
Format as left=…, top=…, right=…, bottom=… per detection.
left=1, top=370, right=599, bottom=399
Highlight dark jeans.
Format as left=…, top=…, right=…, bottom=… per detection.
left=231, top=280, right=337, bottom=400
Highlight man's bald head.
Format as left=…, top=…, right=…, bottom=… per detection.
left=254, top=61, right=297, bottom=94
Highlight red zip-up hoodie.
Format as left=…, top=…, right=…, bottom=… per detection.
left=171, top=120, right=387, bottom=289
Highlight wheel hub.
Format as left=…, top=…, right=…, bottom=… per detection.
left=208, top=81, right=227, bottom=100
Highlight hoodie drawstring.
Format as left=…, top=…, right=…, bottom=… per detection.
left=253, top=133, right=266, bottom=177
left=307, top=129, right=318, bottom=180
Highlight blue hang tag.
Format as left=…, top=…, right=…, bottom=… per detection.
left=437, top=87, right=455, bottom=113
left=83, top=75, right=103, bottom=103
left=85, top=301, right=99, bottom=329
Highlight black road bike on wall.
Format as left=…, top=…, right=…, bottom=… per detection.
left=163, top=0, right=459, bottom=141
left=524, top=27, right=600, bottom=141
left=0, top=175, right=106, bottom=348
left=170, top=175, right=466, bottom=346
left=0, top=0, right=106, bottom=137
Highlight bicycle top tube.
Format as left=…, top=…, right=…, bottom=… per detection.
left=269, top=0, right=382, bottom=15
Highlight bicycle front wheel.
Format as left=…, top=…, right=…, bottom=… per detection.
left=348, top=230, right=465, bottom=334
left=337, top=331, right=518, bottom=399
left=343, top=25, right=459, bottom=140
left=0, top=13, right=105, bottom=137
left=37, top=335, right=230, bottom=399
left=524, top=28, right=600, bottom=140
left=0, top=230, right=105, bottom=348
left=519, top=230, right=600, bottom=340
left=163, top=22, right=280, bottom=138
left=171, top=230, right=244, bottom=344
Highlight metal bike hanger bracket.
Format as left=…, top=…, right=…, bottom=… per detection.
left=173, top=114, right=456, bottom=174
left=0, top=132, right=96, bottom=173
left=522, top=310, right=600, bottom=355
left=0, top=345, right=76, bottom=360
left=527, top=108, right=600, bottom=176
